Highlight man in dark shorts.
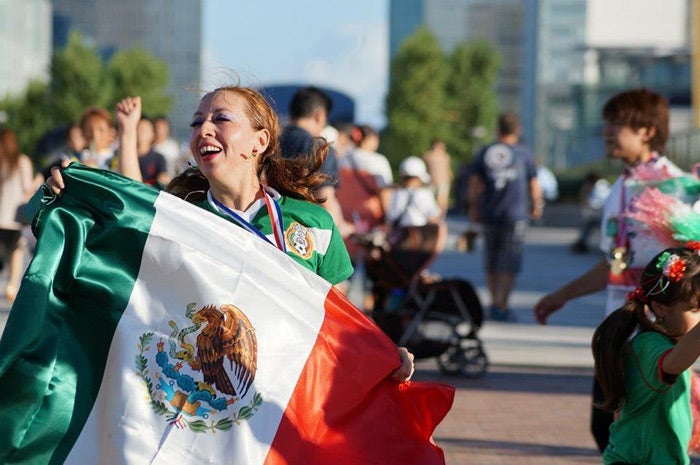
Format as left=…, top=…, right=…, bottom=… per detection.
left=467, top=113, right=543, bottom=321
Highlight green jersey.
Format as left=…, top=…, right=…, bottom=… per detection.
left=604, top=331, right=691, bottom=465
left=194, top=193, right=353, bottom=285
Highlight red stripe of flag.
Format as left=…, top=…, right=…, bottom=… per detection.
left=265, top=287, right=454, bottom=464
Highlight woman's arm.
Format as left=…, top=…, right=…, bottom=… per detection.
left=115, top=97, right=143, bottom=182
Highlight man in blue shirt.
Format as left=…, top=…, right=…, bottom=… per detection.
left=467, top=113, right=543, bottom=321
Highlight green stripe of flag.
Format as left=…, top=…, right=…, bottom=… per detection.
left=0, top=165, right=160, bottom=464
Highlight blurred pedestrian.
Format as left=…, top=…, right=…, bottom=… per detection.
left=330, top=122, right=357, bottom=160
left=337, top=125, right=393, bottom=254
left=62, top=123, right=88, bottom=161
left=570, top=171, right=611, bottom=254
left=336, top=124, right=393, bottom=310
left=79, top=106, right=116, bottom=170
left=533, top=88, right=687, bottom=453
left=468, top=113, right=543, bottom=322
left=279, top=86, right=352, bottom=239
left=40, top=124, right=89, bottom=181
left=134, top=117, right=170, bottom=188
left=422, top=138, right=453, bottom=215
left=0, top=128, right=35, bottom=303
left=152, top=116, right=181, bottom=178
left=369, top=156, right=444, bottom=312
left=536, top=158, right=559, bottom=204
left=385, top=156, right=442, bottom=228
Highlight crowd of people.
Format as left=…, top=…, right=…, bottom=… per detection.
left=4, top=83, right=700, bottom=464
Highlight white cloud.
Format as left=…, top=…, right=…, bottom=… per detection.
left=201, top=1, right=389, bottom=128
left=587, top=0, right=688, bottom=48
left=300, top=22, right=389, bottom=128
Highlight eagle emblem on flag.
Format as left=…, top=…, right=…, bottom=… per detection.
left=136, top=302, right=262, bottom=433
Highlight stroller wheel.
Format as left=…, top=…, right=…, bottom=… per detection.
left=437, top=345, right=488, bottom=379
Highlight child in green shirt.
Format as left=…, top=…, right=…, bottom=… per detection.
left=593, top=246, right=700, bottom=464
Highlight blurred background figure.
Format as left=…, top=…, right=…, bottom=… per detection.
left=468, top=112, right=543, bottom=322
left=152, top=116, right=181, bottom=178
left=384, top=156, right=442, bottom=228
left=135, top=117, right=170, bottom=188
left=79, top=106, right=116, bottom=170
left=535, top=157, right=559, bottom=205
left=320, top=124, right=339, bottom=147
left=336, top=124, right=393, bottom=310
left=40, top=123, right=89, bottom=181
left=331, top=122, right=358, bottom=161
left=280, top=86, right=351, bottom=239
left=422, top=138, right=453, bottom=215
left=570, top=171, right=611, bottom=254
left=337, top=124, right=393, bottom=240
left=0, top=128, right=35, bottom=303
left=62, top=123, right=88, bottom=161
left=370, top=155, right=444, bottom=312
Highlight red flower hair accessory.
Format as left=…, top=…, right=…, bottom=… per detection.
left=626, top=286, right=647, bottom=303
left=687, top=241, right=700, bottom=253
left=656, top=252, right=686, bottom=283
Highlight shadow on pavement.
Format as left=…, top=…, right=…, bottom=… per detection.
left=415, top=366, right=593, bottom=395
left=434, top=437, right=599, bottom=459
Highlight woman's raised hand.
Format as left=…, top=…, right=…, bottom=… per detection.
left=115, top=96, right=142, bottom=132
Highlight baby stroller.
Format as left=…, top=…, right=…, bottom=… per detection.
left=359, top=222, right=488, bottom=378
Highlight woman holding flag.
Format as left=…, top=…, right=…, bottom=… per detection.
left=4, top=83, right=457, bottom=465
left=47, top=86, right=415, bottom=382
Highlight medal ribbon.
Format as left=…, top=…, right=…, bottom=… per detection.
left=207, top=187, right=287, bottom=253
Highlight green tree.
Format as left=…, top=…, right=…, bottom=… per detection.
left=49, top=31, right=111, bottom=126
left=0, top=31, right=172, bottom=160
left=444, top=39, right=500, bottom=165
left=107, top=48, right=172, bottom=117
left=0, top=80, right=52, bottom=155
left=382, top=27, right=448, bottom=168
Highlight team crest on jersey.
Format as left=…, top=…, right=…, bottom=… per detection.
left=135, top=302, right=262, bottom=433
left=285, top=222, right=314, bottom=259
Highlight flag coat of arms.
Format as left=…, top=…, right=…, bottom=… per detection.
left=0, top=165, right=454, bottom=465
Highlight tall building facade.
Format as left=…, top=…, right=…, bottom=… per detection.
left=0, top=0, right=52, bottom=100
left=389, top=0, right=424, bottom=58
left=389, top=0, right=690, bottom=169
left=52, top=0, right=202, bottom=140
left=389, top=0, right=587, bottom=167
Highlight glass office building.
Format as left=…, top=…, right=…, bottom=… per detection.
left=52, top=0, right=202, bottom=141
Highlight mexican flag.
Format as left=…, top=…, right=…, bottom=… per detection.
left=0, top=165, right=454, bottom=465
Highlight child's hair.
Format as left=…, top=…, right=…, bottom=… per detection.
left=601, top=88, right=669, bottom=153
left=592, top=246, right=700, bottom=412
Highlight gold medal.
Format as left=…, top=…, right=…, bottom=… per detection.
left=610, top=246, right=628, bottom=275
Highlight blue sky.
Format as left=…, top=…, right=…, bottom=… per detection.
left=202, top=0, right=389, bottom=127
